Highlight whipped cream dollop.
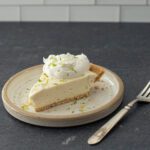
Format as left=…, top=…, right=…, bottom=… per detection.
left=43, top=53, right=90, bottom=79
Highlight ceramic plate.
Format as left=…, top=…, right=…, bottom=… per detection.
left=2, top=65, right=124, bottom=127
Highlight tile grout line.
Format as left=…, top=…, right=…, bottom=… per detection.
left=43, top=0, right=46, bottom=5
left=19, top=6, right=21, bottom=22
left=119, top=6, right=121, bottom=22
left=68, top=6, right=71, bottom=22
left=147, top=0, right=149, bottom=5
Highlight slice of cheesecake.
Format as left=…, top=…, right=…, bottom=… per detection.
left=28, top=64, right=104, bottom=112
left=26, top=53, right=104, bottom=112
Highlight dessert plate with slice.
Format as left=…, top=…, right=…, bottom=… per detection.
left=2, top=53, right=124, bottom=127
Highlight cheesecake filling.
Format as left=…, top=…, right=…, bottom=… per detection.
left=29, top=71, right=97, bottom=110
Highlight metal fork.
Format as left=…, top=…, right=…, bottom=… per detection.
left=88, top=81, right=150, bottom=145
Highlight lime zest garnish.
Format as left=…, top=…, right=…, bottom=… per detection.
left=79, top=104, right=85, bottom=112
left=49, top=63, right=57, bottom=67
left=21, top=101, right=31, bottom=111
left=70, top=66, right=77, bottom=73
left=43, top=73, right=48, bottom=78
left=38, top=79, right=42, bottom=82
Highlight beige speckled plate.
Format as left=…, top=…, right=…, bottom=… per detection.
left=2, top=64, right=124, bottom=127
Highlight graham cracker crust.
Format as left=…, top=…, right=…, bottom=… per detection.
left=35, top=92, right=89, bottom=112
left=90, top=63, right=104, bottom=82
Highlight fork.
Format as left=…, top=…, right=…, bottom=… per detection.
left=88, top=81, right=150, bottom=145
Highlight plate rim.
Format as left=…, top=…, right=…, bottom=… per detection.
left=2, top=64, right=124, bottom=121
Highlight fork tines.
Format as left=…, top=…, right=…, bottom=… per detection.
left=139, top=81, right=150, bottom=98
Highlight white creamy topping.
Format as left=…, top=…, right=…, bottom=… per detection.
left=43, top=53, right=90, bottom=79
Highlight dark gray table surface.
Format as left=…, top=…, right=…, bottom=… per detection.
left=0, top=23, right=150, bottom=150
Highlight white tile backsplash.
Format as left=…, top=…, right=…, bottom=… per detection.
left=0, top=6, right=20, bottom=21
left=0, top=0, right=43, bottom=5
left=0, top=0, right=149, bottom=22
left=70, top=6, right=119, bottom=22
left=121, top=6, right=150, bottom=22
left=45, top=0, right=95, bottom=5
left=21, top=6, right=69, bottom=21
left=96, top=0, right=147, bottom=5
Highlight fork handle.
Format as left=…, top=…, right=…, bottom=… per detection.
left=88, top=99, right=138, bottom=145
